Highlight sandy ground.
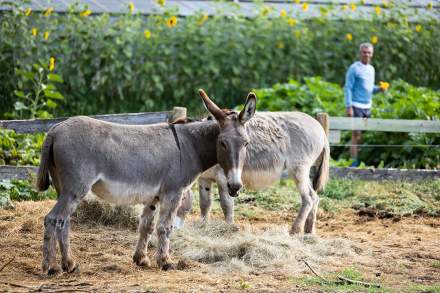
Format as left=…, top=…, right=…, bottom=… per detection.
left=0, top=200, right=439, bottom=292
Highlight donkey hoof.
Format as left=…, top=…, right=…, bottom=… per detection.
left=161, top=262, right=176, bottom=271
left=134, top=257, right=151, bottom=268
left=63, top=262, right=80, bottom=274
left=289, top=227, right=302, bottom=235
left=62, top=260, right=79, bottom=273
left=47, top=266, right=61, bottom=276
left=133, top=253, right=151, bottom=267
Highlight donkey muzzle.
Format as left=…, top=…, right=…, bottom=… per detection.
left=227, top=182, right=242, bottom=197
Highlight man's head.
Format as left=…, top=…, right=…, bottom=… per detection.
left=359, top=43, right=374, bottom=65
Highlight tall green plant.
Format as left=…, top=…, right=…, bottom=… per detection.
left=0, top=1, right=439, bottom=118
left=11, top=61, right=64, bottom=119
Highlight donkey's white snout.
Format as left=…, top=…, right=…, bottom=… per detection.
left=227, top=168, right=243, bottom=196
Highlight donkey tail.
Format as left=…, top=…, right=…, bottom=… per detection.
left=36, top=134, right=53, bottom=191
left=313, top=138, right=330, bottom=193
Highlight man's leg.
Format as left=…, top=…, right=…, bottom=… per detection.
left=350, top=130, right=361, bottom=164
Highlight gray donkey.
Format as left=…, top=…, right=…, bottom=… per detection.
left=36, top=90, right=256, bottom=274
left=176, top=111, right=330, bottom=235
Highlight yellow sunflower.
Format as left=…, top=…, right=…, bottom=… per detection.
left=167, top=16, right=177, bottom=28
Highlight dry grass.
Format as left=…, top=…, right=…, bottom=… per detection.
left=0, top=200, right=439, bottom=292
left=169, top=220, right=362, bottom=275
left=72, top=198, right=362, bottom=275
left=73, top=195, right=141, bottom=231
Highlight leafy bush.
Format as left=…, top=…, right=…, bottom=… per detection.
left=0, top=179, right=56, bottom=207
left=0, top=1, right=439, bottom=117
left=11, top=62, right=65, bottom=119
left=0, top=129, right=44, bottom=166
left=255, top=78, right=440, bottom=168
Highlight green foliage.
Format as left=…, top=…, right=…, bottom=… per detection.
left=255, top=78, right=440, bottom=169
left=352, top=180, right=440, bottom=217
left=0, top=129, right=44, bottom=166
left=0, top=179, right=57, bottom=207
left=295, top=267, right=389, bottom=293
left=209, top=179, right=440, bottom=218
left=322, top=179, right=356, bottom=200
left=9, top=62, right=64, bottom=119
left=0, top=1, right=439, bottom=117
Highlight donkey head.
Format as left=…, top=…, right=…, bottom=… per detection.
left=199, top=89, right=256, bottom=197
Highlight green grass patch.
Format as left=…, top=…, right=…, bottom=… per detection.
left=199, top=179, right=440, bottom=219
left=352, top=180, right=440, bottom=217
left=294, top=267, right=389, bottom=293
left=236, top=179, right=298, bottom=211
left=322, top=179, right=357, bottom=200
left=406, top=284, right=440, bottom=293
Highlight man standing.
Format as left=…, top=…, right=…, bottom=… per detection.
left=344, top=43, right=386, bottom=167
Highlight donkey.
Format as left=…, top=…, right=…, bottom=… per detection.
left=176, top=111, right=330, bottom=234
left=36, top=90, right=256, bottom=274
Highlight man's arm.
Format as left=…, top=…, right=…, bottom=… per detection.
left=344, top=66, right=355, bottom=116
left=373, top=85, right=381, bottom=94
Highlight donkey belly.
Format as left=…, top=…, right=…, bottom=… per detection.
left=91, top=177, right=160, bottom=205
left=241, top=168, right=283, bottom=191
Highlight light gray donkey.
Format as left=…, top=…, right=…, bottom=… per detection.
left=36, top=90, right=256, bottom=274
left=176, top=111, right=330, bottom=235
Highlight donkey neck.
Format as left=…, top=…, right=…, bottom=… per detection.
left=178, top=120, right=219, bottom=173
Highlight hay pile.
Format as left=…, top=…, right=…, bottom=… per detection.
left=73, top=195, right=141, bottom=230
left=169, top=221, right=362, bottom=274
left=73, top=197, right=362, bottom=275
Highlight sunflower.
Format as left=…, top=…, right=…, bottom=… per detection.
left=287, top=18, right=297, bottom=26
left=80, top=10, right=92, bottom=17
left=167, top=16, right=177, bottom=28
left=44, top=7, right=53, bottom=17
left=49, top=57, right=55, bottom=72
left=144, top=30, right=152, bottom=39
left=128, top=2, right=135, bottom=13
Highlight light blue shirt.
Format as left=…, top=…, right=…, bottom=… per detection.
left=344, top=61, right=380, bottom=108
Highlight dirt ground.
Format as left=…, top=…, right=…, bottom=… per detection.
left=0, top=200, right=439, bottom=292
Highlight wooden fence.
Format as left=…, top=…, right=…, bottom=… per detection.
left=1, top=111, right=439, bottom=181
left=328, top=117, right=440, bottom=143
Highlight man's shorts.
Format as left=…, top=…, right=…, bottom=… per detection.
left=353, top=107, right=371, bottom=118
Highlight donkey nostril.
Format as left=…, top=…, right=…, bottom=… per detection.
left=227, top=183, right=241, bottom=195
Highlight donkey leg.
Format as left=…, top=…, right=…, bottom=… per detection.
left=175, top=189, right=193, bottom=229
left=304, top=189, right=320, bottom=234
left=290, top=167, right=314, bottom=235
left=42, top=210, right=59, bottom=275
left=156, top=193, right=182, bottom=270
left=55, top=194, right=82, bottom=273
left=218, top=184, right=234, bottom=224
left=199, top=178, right=213, bottom=222
left=133, top=197, right=159, bottom=267
left=43, top=194, right=80, bottom=275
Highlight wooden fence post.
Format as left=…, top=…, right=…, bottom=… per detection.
left=168, top=107, right=187, bottom=123
left=316, top=112, right=329, bottom=137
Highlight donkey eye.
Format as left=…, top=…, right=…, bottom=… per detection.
left=220, top=141, right=227, bottom=149
left=244, top=141, right=249, bottom=147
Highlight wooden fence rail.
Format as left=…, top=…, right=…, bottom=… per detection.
left=0, top=107, right=187, bottom=134
left=328, top=117, right=440, bottom=143
left=1, top=111, right=439, bottom=182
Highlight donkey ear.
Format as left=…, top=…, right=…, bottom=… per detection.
left=239, top=92, right=257, bottom=124
left=199, top=89, right=226, bottom=122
